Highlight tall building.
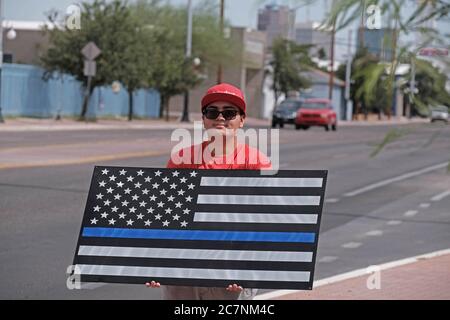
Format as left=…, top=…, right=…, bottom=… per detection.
left=294, top=21, right=332, bottom=58
left=357, top=27, right=394, bottom=61
left=257, top=4, right=296, bottom=49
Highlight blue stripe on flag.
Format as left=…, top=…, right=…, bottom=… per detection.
left=82, top=227, right=315, bottom=243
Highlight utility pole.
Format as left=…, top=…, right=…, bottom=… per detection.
left=328, top=18, right=336, bottom=100
left=216, top=0, right=224, bottom=84
left=408, top=56, right=415, bottom=119
left=345, top=29, right=353, bottom=121
left=181, top=0, right=193, bottom=122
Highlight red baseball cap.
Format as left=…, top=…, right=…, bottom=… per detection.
left=201, top=83, right=246, bottom=114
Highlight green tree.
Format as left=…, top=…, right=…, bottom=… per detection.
left=131, top=0, right=238, bottom=120
left=269, top=38, right=314, bottom=107
left=41, top=0, right=147, bottom=121
left=406, top=58, right=450, bottom=115
left=320, top=0, right=450, bottom=118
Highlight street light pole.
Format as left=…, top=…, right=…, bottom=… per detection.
left=181, top=0, right=193, bottom=123
left=0, top=0, right=4, bottom=123
left=216, top=0, right=224, bottom=84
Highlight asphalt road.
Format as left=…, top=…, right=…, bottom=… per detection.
left=0, top=122, right=449, bottom=299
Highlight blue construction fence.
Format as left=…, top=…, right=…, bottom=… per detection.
left=1, top=63, right=161, bottom=118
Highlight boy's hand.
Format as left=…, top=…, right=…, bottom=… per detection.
left=145, top=281, right=161, bottom=288
left=226, top=284, right=243, bottom=292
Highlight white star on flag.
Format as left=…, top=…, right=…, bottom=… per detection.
left=127, top=176, right=134, bottom=182
left=162, top=220, right=170, bottom=227
left=101, top=169, right=109, bottom=175
left=109, top=175, right=116, bottom=181
left=126, top=219, right=134, bottom=226
left=93, top=205, right=101, bottom=212
left=155, top=170, right=162, bottom=176
left=124, top=188, right=131, bottom=194
left=154, top=214, right=162, bottom=220
left=137, top=170, right=144, bottom=176
left=180, top=177, right=187, bottom=183
left=90, top=218, right=98, bottom=224
left=180, top=221, right=188, bottom=227
left=106, top=187, right=114, bottom=193
left=144, top=177, right=152, bottom=182
left=119, top=169, right=126, bottom=175
left=172, top=171, right=180, bottom=177
left=147, top=208, right=154, bottom=214
left=99, top=181, right=106, bottom=187
left=144, top=220, right=152, bottom=226
left=96, top=193, right=103, bottom=199
left=190, top=171, right=198, bottom=177
left=162, top=177, right=169, bottom=183
left=101, top=212, right=108, bottom=219
left=108, top=218, right=116, bottom=225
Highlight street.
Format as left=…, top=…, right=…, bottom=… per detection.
left=0, top=122, right=449, bottom=299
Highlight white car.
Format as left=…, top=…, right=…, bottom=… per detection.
left=430, top=106, right=449, bottom=123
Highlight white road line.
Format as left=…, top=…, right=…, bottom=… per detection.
left=343, top=162, right=448, bottom=197
left=318, top=256, right=338, bottom=263
left=255, top=248, right=450, bottom=300
left=387, top=220, right=402, bottom=226
left=365, top=230, right=383, bottom=236
left=325, top=198, right=340, bottom=203
left=341, top=242, right=362, bottom=249
left=419, top=203, right=430, bottom=209
left=431, top=190, right=450, bottom=202
left=403, top=210, right=418, bottom=217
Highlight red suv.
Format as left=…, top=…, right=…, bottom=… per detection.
left=295, top=98, right=337, bottom=131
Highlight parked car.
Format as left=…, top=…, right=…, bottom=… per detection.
left=430, top=106, right=449, bottom=123
left=295, top=98, right=337, bottom=131
left=271, top=99, right=303, bottom=128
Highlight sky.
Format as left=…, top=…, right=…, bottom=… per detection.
left=3, top=0, right=449, bottom=61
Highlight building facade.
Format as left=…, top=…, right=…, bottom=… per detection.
left=257, top=4, right=296, bottom=49
left=169, top=27, right=267, bottom=119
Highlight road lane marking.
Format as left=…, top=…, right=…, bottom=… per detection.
left=419, top=203, right=430, bottom=209
left=325, top=198, right=340, bottom=203
left=431, top=190, right=450, bottom=202
left=343, top=162, right=448, bottom=197
left=318, top=256, right=338, bottom=263
left=387, top=220, right=402, bottom=225
left=403, top=210, right=418, bottom=217
left=0, top=150, right=167, bottom=170
left=341, top=242, right=362, bottom=249
left=255, top=248, right=450, bottom=300
left=365, top=230, right=383, bottom=236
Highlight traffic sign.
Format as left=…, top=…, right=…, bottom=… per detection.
left=418, top=47, right=448, bottom=57
left=81, top=42, right=101, bottom=60
left=83, top=60, right=97, bottom=77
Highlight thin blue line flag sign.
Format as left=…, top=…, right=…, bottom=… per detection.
left=72, top=166, right=327, bottom=290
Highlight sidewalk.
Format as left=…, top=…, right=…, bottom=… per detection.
left=261, top=249, right=450, bottom=300
left=0, top=115, right=429, bottom=132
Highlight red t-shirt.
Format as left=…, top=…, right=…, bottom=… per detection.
left=167, top=141, right=272, bottom=170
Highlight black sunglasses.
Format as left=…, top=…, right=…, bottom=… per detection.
left=202, top=107, right=241, bottom=120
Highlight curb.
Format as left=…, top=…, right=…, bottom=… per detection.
left=254, top=248, right=450, bottom=300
